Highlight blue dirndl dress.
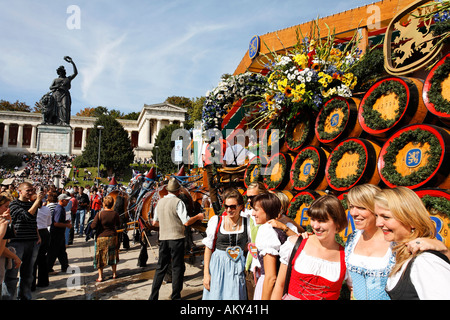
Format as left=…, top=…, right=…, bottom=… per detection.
left=345, top=229, right=396, bottom=300
left=202, top=215, right=249, bottom=300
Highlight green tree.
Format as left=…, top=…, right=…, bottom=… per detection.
left=166, top=96, right=204, bottom=130
left=0, top=100, right=32, bottom=112
left=154, top=123, right=184, bottom=175
left=80, top=114, right=134, bottom=176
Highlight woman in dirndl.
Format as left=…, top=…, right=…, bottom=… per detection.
left=91, top=195, right=120, bottom=282
left=202, top=188, right=251, bottom=300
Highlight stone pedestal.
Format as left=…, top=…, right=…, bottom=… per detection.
left=36, top=125, right=72, bottom=155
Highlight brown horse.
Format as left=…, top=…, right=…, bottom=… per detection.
left=135, top=181, right=204, bottom=266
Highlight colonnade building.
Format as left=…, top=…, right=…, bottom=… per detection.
left=0, top=102, right=187, bottom=160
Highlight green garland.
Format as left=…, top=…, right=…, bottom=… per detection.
left=361, top=80, right=407, bottom=130
left=263, top=154, right=287, bottom=189
left=421, top=194, right=450, bottom=230
left=292, top=149, right=320, bottom=189
left=381, top=128, right=442, bottom=186
left=287, top=194, right=314, bottom=220
left=316, top=99, right=349, bottom=141
left=327, top=140, right=366, bottom=188
left=244, top=158, right=263, bottom=186
left=261, top=123, right=283, bottom=156
left=428, top=57, right=450, bottom=114
left=285, top=113, right=311, bottom=150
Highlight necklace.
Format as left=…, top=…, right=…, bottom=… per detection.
left=228, top=216, right=241, bottom=231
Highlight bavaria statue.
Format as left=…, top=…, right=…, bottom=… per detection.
left=40, top=56, right=78, bottom=126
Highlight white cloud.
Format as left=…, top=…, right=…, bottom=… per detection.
left=0, top=0, right=377, bottom=115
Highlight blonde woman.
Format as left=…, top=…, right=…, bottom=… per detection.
left=345, top=184, right=394, bottom=300
left=374, top=187, right=450, bottom=300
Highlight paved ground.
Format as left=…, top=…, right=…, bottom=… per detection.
left=32, top=230, right=206, bottom=300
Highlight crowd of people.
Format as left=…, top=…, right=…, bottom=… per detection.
left=0, top=173, right=120, bottom=300
left=199, top=182, right=450, bottom=300
left=1, top=148, right=450, bottom=301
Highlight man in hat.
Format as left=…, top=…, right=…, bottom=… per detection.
left=149, top=178, right=204, bottom=300
left=47, top=193, right=72, bottom=274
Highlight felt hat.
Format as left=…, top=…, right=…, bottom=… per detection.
left=166, top=177, right=180, bottom=192
left=145, top=167, right=156, bottom=180
left=109, top=176, right=117, bottom=185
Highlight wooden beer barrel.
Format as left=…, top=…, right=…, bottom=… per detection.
left=325, top=138, right=381, bottom=192
left=315, top=96, right=362, bottom=148
left=263, top=152, right=294, bottom=190
left=285, top=111, right=319, bottom=152
left=290, top=145, right=330, bottom=191
left=260, top=122, right=288, bottom=156
left=358, top=76, right=428, bottom=139
left=415, top=189, right=450, bottom=248
left=244, top=155, right=269, bottom=188
left=287, top=190, right=327, bottom=228
left=423, top=53, right=450, bottom=127
left=378, top=124, right=450, bottom=189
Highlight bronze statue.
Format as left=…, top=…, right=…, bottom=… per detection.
left=40, top=56, right=78, bottom=125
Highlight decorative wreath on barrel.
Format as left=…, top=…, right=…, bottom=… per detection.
left=285, top=112, right=311, bottom=151
left=426, top=57, right=450, bottom=115
left=292, top=148, right=320, bottom=189
left=316, top=98, right=349, bottom=141
left=263, top=154, right=288, bottom=189
left=380, top=128, right=442, bottom=186
left=361, top=80, right=407, bottom=130
left=327, top=140, right=366, bottom=189
left=286, top=194, right=314, bottom=221
left=421, top=194, right=450, bottom=223
left=244, top=157, right=263, bottom=186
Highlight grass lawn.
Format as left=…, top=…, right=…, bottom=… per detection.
left=65, top=163, right=157, bottom=188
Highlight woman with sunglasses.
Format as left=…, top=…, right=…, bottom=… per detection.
left=202, top=188, right=251, bottom=300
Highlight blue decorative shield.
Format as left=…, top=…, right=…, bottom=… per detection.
left=405, top=148, right=422, bottom=168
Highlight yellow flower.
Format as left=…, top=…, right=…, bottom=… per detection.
left=293, top=54, right=308, bottom=69
left=284, top=85, right=293, bottom=97
left=264, top=93, right=274, bottom=105
left=277, top=78, right=288, bottom=92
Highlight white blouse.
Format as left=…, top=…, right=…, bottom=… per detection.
left=280, top=236, right=345, bottom=282
left=386, top=252, right=450, bottom=300
left=255, top=223, right=283, bottom=257
left=202, top=213, right=251, bottom=250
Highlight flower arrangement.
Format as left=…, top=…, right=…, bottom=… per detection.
left=417, top=1, right=450, bottom=45
left=244, top=21, right=362, bottom=133
left=202, top=72, right=267, bottom=130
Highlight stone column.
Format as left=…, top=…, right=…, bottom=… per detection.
left=17, top=125, right=23, bottom=148
left=81, top=128, right=87, bottom=151
left=3, top=124, right=9, bottom=148
left=31, top=125, right=37, bottom=149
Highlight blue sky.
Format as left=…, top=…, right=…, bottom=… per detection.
left=0, top=0, right=377, bottom=115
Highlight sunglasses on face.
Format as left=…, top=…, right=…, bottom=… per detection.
left=246, top=195, right=256, bottom=201
left=224, top=204, right=238, bottom=210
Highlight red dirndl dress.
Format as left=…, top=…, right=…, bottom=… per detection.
left=285, top=238, right=346, bottom=300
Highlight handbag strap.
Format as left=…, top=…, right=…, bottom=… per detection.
left=283, top=235, right=303, bottom=296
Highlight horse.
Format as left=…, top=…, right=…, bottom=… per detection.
left=135, top=181, right=204, bottom=266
